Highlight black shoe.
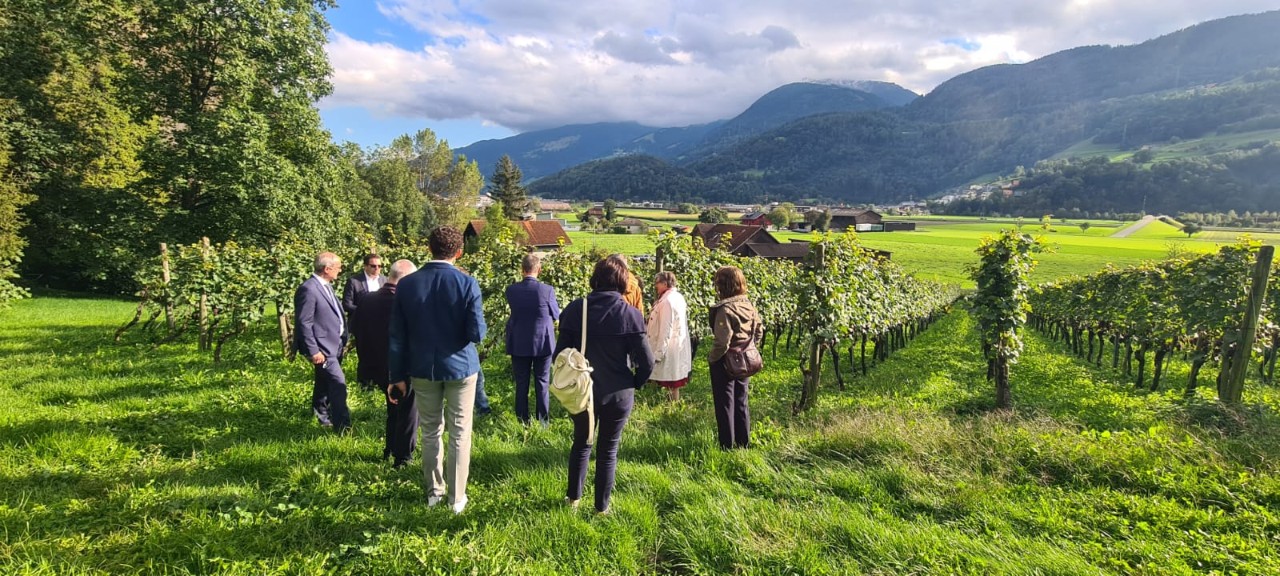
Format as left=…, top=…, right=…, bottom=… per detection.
left=392, top=459, right=409, bottom=469
left=382, top=447, right=391, bottom=461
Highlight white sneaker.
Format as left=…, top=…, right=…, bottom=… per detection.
left=427, top=495, right=443, bottom=507
left=565, top=497, right=580, bottom=509
left=451, top=498, right=468, bottom=515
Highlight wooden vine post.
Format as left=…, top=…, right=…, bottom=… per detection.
left=1222, top=245, right=1274, bottom=404
left=160, top=242, right=175, bottom=332
left=198, top=236, right=211, bottom=351
left=801, top=242, right=826, bottom=411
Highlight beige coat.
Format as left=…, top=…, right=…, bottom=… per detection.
left=709, top=295, right=763, bottom=362
left=646, top=288, right=691, bottom=381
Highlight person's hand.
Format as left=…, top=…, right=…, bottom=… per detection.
left=310, top=352, right=325, bottom=365
left=388, top=381, right=406, bottom=405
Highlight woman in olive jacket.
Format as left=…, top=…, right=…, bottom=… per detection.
left=556, top=255, right=654, bottom=513
left=707, top=266, right=763, bottom=450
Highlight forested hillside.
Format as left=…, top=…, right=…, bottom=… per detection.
left=531, top=11, right=1280, bottom=210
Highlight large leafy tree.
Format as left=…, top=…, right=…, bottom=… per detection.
left=491, top=154, right=530, bottom=220
left=3, top=0, right=353, bottom=292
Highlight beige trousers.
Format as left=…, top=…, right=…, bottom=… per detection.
left=412, top=373, right=477, bottom=505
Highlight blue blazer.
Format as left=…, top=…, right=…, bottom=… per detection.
left=294, top=276, right=346, bottom=358
left=389, top=261, right=486, bottom=383
left=505, top=277, right=560, bottom=357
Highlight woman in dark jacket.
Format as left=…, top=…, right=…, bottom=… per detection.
left=708, top=265, right=763, bottom=450
left=556, top=255, right=654, bottom=513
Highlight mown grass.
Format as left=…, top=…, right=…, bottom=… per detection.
left=2, top=296, right=1279, bottom=574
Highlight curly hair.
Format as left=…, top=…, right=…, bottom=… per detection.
left=428, top=226, right=464, bottom=259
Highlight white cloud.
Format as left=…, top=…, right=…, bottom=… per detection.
left=325, top=1, right=1278, bottom=132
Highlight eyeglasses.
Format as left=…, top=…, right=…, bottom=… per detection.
left=367, top=264, right=382, bottom=268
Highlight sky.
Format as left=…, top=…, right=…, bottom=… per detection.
left=318, top=1, right=1277, bottom=150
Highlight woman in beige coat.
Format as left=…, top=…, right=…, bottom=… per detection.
left=646, top=271, right=692, bottom=402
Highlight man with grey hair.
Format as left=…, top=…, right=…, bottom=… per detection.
left=353, top=259, right=419, bottom=466
left=504, top=252, right=560, bottom=425
left=294, top=251, right=351, bottom=432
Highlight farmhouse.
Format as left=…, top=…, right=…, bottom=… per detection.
left=465, top=220, right=573, bottom=250
left=690, top=223, right=811, bottom=262
left=828, top=209, right=881, bottom=231
left=536, top=200, right=573, bottom=212
left=616, top=218, right=648, bottom=234
left=586, top=206, right=606, bottom=219
left=740, top=212, right=769, bottom=226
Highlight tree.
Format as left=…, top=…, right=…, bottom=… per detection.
left=815, top=210, right=832, bottom=232
left=1182, top=222, right=1203, bottom=237
left=1078, top=221, right=1092, bottom=233
left=677, top=202, right=698, bottom=214
left=603, top=198, right=618, bottom=221
left=491, top=155, right=529, bottom=220
left=699, top=207, right=728, bottom=223
left=766, top=207, right=791, bottom=229
left=0, top=108, right=33, bottom=304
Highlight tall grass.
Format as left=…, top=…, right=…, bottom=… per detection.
left=1, top=297, right=1277, bottom=574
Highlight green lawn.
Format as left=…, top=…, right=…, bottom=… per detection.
left=2, top=297, right=1278, bottom=574
left=564, top=231, right=655, bottom=255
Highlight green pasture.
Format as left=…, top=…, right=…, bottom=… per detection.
left=2, top=296, right=1278, bottom=574
left=1051, top=127, right=1280, bottom=162
left=564, top=231, right=655, bottom=255
left=572, top=215, right=1265, bottom=288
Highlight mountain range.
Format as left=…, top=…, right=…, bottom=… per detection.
left=457, top=11, right=1280, bottom=213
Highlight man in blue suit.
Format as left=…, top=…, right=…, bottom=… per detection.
left=505, top=253, right=560, bottom=425
left=294, top=252, right=351, bottom=433
left=389, top=226, right=486, bottom=515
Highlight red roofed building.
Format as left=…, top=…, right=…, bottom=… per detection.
left=465, top=220, right=573, bottom=250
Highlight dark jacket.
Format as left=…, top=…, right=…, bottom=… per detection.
left=555, top=291, right=654, bottom=405
left=505, top=277, right=560, bottom=357
left=353, top=283, right=396, bottom=387
left=343, top=272, right=386, bottom=317
left=294, top=275, right=346, bottom=358
left=389, top=261, right=486, bottom=382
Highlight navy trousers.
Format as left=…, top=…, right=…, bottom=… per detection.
left=567, top=394, right=633, bottom=512
left=312, top=358, right=351, bottom=432
left=709, top=359, right=750, bottom=449
left=385, top=385, right=418, bottom=462
left=511, top=355, right=552, bottom=424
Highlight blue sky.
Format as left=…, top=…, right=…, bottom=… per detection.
left=318, top=1, right=1277, bottom=150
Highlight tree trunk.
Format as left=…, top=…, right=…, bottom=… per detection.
left=1151, top=347, right=1168, bottom=391
left=1135, top=345, right=1146, bottom=388
left=828, top=343, right=844, bottom=390
left=994, top=357, right=1012, bottom=409
left=860, top=334, right=868, bottom=376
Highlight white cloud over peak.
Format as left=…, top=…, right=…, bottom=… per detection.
left=325, top=1, right=1278, bottom=132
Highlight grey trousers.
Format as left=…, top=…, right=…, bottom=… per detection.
left=412, top=374, right=478, bottom=505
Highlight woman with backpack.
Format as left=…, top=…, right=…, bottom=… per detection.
left=555, top=255, right=654, bottom=514
left=708, top=265, right=764, bottom=450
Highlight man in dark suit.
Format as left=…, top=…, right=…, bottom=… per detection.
left=294, top=252, right=351, bottom=433
left=343, top=253, right=386, bottom=390
left=389, top=226, right=486, bottom=514
left=353, top=259, right=419, bottom=467
left=505, top=253, right=559, bottom=425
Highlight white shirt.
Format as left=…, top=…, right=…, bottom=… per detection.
left=364, top=274, right=381, bottom=293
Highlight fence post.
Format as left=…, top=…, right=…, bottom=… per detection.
left=656, top=245, right=665, bottom=273
left=800, top=242, right=827, bottom=411
left=198, top=236, right=211, bottom=351
left=1223, top=245, right=1273, bottom=403
left=160, top=242, right=175, bottom=333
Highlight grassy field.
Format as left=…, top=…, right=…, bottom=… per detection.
left=2, top=296, right=1278, bottom=574
left=1051, top=128, right=1280, bottom=162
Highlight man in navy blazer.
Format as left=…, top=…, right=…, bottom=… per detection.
left=389, top=226, right=486, bottom=514
left=505, top=253, right=560, bottom=425
left=294, top=252, right=351, bottom=433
